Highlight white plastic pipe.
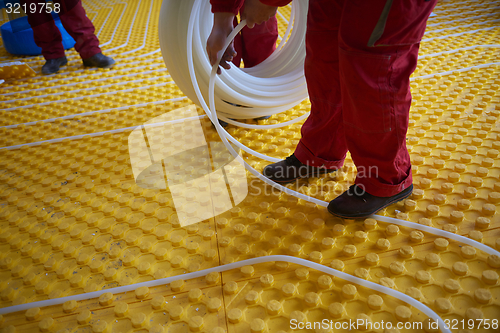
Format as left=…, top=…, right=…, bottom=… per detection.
left=0, top=65, right=164, bottom=97
left=0, top=255, right=452, bottom=333
left=0, top=57, right=164, bottom=92
left=159, top=0, right=308, bottom=121
left=0, top=97, right=187, bottom=129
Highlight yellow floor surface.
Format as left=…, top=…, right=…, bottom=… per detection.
left=0, top=0, right=499, bottom=332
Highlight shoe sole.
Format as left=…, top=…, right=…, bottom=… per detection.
left=266, top=169, right=337, bottom=184
left=83, top=60, right=116, bottom=69
left=327, top=185, right=414, bottom=219
left=41, top=59, right=68, bottom=75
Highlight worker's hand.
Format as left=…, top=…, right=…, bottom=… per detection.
left=241, top=0, right=278, bottom=29
left=207, top=12, right=236, bottom=75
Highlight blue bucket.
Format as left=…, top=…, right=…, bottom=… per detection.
left=1, top=13, right=76, bottom=56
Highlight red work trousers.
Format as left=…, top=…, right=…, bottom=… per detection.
left=294, top=0, right=437, bottom=197
left=232, top=16, right=278, bottom=68
left=21, top=0, right=101, bottom=60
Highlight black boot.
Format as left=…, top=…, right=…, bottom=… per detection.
left=263, top=154, right=337, bottom=184
left=41, top=56, right=68, bottom=75
left=328, top=184, right=413, bottom=219
left=82, top=52, right=115, bottom=68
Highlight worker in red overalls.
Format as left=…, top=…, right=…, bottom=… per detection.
left=208, top=0, right=437, bottom=219
left=21, top=0, right=115, bottom=74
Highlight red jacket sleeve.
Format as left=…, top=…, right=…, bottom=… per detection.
left=210, top=0, right=244, bottom=15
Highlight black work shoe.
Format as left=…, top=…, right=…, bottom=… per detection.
left=82, top=52, right=115, bottom=68
left=263, top=154, right=337, bottom=184
left=328, top=184, right=413, bottom=219
left=41, top=56, right=68, bottom=75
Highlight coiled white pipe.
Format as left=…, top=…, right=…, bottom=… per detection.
left=159, top=0, right=308, bottom=120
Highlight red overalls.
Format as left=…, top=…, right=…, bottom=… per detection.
left=262, top=0, right=437, bottom=197
left=211, top=0, right=438, bottom=197
left=21, top=0, right=101, bottom=60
